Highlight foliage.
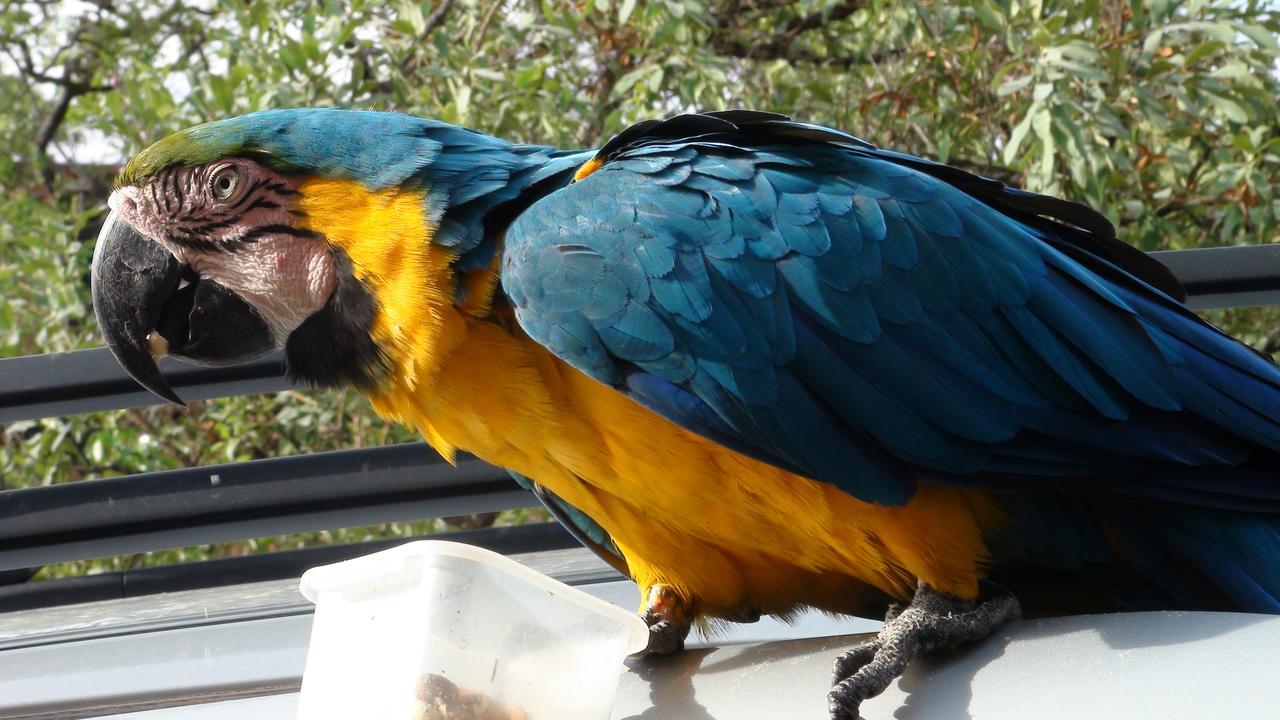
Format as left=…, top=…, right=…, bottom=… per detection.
left=0, top=0, right=1277, bottom=577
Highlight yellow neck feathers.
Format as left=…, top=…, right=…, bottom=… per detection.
left=295, top=178, right=462, bottom=427
left=295, top=177, right=533, bottom=464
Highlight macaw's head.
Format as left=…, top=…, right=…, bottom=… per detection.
left=93, top=108, right=571, bottom=404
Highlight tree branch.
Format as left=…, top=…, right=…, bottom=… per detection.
left=35, top=87, right=74, bottom=157
left=778, top=0, right=865, bottom=40
left=708, top=0, right=898, bottom=66
left=469, top=0, right=502, bottom=50
left=3, top=27, right=114, bottom=189
left=6, top=35, right=108, bottom=91
left=423, top=0, right=454, bottom=37
left=400, top=0, right=454, bottom=76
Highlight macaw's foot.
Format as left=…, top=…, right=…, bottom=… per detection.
left=827, top=581, right=1021, bottom=720
left=640, top=584, right=694, bottom=656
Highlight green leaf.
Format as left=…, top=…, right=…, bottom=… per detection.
left=247, top=2, right=269, bottom=31
left=513, top=63, right=543, bottom=88
left=279, top=42, right=305, bottom=72
left=1053, top=41, right=1101, bottom=63
left=454, top=83, right=471, bottom=122
left=972, top=2, right=1001, bottom=31
left=1049, top=59, right=1106, bottom=82
left=1033, top=108, right=1054, bottom=151
left=209, top=75, right=235, bottom=112
left=1211, top=61, right=1248, bottom=82
left=997, top=76, right=1032, bottom=96
left=936, top=134, right=952, bottom=163
left=1208, top=93, right=1249, bottom=123
left=1184, top=41, right=1224, bottom=66
left=613, top=65, right=650, bottom=97
left=1141, top=30, right=1164, bottom=57
left=1168, top=21, right=1236, bottom=44
left=398, top=0, right=426, bottom=35
left=646, top=66, right=665, bottom=92
left=618, top=0, right=637, bottom=24
left=1239, top=24, right=1280, bottom=55
left=1004, top=109, right=1036, bottom=165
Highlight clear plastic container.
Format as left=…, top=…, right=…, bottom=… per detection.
left=296, top=540, right=649, bottom=720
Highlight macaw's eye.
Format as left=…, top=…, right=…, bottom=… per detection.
left=210, top=166, right=239, bottom=201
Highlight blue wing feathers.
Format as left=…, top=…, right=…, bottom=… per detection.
left=866, top=266, right=924, bottom=323
left=501, top=114, right=1280, bottom=611
left=1163, top=520, right=1280, bottom=612
left=504, top=131, right=1280, bottom=493
left=596, top=301, right=672, bottom=363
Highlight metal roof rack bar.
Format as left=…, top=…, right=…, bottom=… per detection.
left=0, top=522, right=589, bottom=614
left=1151, top=245, right=1280, bottom=310
left=0, top=443, right=532, bottom=573
left=0, top=349, right=293, bottom=424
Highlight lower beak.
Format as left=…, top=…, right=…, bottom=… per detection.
left=90, top=211, right=275, bottom=406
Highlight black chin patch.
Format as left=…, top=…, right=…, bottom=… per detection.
left=285, top=249, right=390, bottom=392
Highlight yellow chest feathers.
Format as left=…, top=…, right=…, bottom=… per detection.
left=295, top=178, right=999, bottom=615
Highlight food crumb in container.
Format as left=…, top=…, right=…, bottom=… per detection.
left=413, top=674, right=528, bottom=720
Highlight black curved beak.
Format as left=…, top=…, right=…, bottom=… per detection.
left=91, top=211, right=275, bottom=406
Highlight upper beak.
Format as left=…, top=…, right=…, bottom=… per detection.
left=91, top=212, right=185, bottom=405
left=91, top=211, right=275, bottom=406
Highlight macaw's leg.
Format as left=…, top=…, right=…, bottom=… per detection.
left=640, top=584, right=695, bottom=655
left=827, top=580, right=1021, bottom=720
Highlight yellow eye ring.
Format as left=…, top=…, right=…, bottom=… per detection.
left=210, top=166, right=239, bottom=201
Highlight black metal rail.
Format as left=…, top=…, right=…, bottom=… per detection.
left=1, top=242, right=1278, bottom=613
left=1150, top=245, right=1280, bottom=310
left=0, top=350, right=292, bottom=424
left=0, top=443, right=531, bottom=573
left=0, top=522, right=590, bottom=614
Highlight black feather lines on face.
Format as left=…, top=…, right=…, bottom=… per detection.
left=285, top=249, right=391, bottom=393
left=154, top=164, right=315, bottom=254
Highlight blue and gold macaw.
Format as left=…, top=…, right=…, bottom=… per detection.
left=92, top=109, right=1280, bottom=718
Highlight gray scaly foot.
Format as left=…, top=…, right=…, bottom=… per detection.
left=827, top=581, right=1021, bottom=720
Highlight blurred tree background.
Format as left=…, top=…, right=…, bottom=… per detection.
left=1, top=0, right=1277, bottom=579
